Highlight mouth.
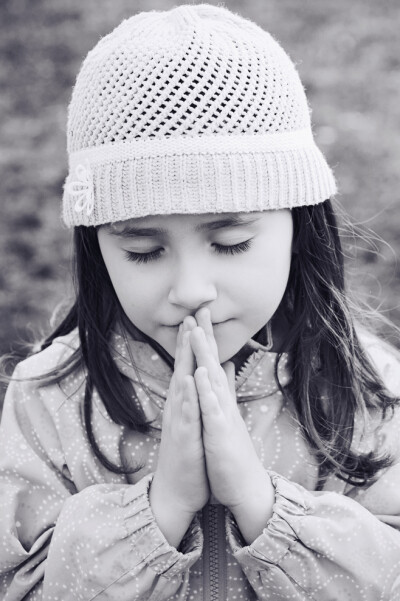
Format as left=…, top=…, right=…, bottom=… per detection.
left=165, top=319, right=231, bottom=328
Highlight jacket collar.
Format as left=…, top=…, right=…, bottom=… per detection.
left=110, top=327, right=289, bottom=403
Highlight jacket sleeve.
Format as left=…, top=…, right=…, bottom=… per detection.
left=226, top=337, right=400, bottom=601
left=226, top=469, right=400, bottom=600
left=0, top=369, right=202, bottom=601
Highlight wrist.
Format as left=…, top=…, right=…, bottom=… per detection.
left=149, top=477, right=197, bottom=549
left=229, top=473, right=275, bottom=545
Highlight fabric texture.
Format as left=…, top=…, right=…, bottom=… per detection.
left=1, top=330, right=400, bottom=600
left=62, top=4, right=337, bottom=227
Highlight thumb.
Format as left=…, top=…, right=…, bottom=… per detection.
left=222, top=360, right=236, bottom=399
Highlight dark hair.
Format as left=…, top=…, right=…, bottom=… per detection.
left=282, top=202, right=397, bottom=486
left=38, top=226, right=174, bottom=474
left=6, top=200, right=398, bottom=484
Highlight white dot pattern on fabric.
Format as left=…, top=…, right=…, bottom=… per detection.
left=1, top=328, right=400, bottom=599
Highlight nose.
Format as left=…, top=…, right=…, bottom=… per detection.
left=167, top=259, right=217, bottom=311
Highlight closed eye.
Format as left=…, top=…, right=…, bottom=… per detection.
left=123, top=239, right=253, bottom=264
left=213, top=239, right=252, bottom=255
left=124, top=248, right=163, bottom=264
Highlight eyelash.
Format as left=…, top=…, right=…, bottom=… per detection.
left=123, top=239, right=253, bottom=265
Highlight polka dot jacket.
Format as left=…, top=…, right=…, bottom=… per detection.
left=1, top=329, right=400, bottom=600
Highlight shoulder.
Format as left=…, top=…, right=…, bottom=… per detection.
left=13, top=329, right=80, bottom=380
left=2, top=330, right=83, bottom=421
left=357, top=327, right=400, bottom=396
left=349, top=328, right=400, bottom=468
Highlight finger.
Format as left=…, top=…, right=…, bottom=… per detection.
left=183, top=315, right=197, bottom=331
left=181, top=316, right=197, bottom=373
left=195, top=307, right=213, bottom=336
left=181, top=375, right=201, bottom=424
left=168, top=324, right=182, bottom=401
left=174, top=331, right=195, bottom=395
left=195, top=308, right=219, bottom=360
left=190, top=327, right=223, bottom=387
left=181, top=330, right=196, bottom=374
left=194, top=366, right=222, bottom=419
left=174, top=323, right=184, bottom=365
left=175, top=317, right=197, bottom=380
left=222, top=361, right=236, bottom=399
left=166, top=372, right=179, bottom=422
left=172, top=324, right=184, bottom=396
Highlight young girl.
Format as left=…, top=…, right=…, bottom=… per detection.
left=1, top=4, right=400, bottom=600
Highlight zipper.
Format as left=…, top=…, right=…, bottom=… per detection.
left=202, top=503, right=227, bottom=601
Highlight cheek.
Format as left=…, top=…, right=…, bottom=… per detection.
left=97, top=233, right=165, bottom=334
left=240, top=248, right=292, bottom=314
left=113, top=273, right=159, bottom=320
left=100, top=254, right=157, bottom=321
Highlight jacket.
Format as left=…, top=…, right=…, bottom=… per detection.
left=1, top=328, right=400, bottom=600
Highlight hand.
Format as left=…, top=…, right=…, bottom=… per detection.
left=150, top=318, right=210, bottom=547
left=190, top=308, right=275, bottom=543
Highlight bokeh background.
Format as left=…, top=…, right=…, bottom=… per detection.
left=1, top=0, right=399, bottom=399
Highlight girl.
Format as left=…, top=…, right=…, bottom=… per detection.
left=1, top=4, right=400, bottom=600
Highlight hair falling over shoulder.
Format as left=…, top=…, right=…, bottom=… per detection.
left=4, top=200, right=399, bottom=485
left=283, top=202, right=398, bottom=486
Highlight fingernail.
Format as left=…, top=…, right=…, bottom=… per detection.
left=185, top=315, right=196, bottom=330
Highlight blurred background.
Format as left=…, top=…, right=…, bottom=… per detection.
left=1, top=0, right=399, bottom=395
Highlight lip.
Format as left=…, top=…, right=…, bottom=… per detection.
left=165, top=319, right=231, bottom=328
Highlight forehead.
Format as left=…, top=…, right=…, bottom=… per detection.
left=106, top=212, right=264, bottom=237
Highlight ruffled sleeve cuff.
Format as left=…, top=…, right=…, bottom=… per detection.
left=122, top=474, right=203, bottom=578
left=226, top=471, right=311, bottom=569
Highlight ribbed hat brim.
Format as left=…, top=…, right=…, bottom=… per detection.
left=62, top=131, right=336, bottom=227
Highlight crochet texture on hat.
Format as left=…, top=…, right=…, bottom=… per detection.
left=63, top=4, right=336, bottom=227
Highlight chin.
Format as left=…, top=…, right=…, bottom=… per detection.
left=213, top=335, right=246, bottom=364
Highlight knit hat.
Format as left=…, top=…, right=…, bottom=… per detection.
left=63, top=4, right=337, bottom=227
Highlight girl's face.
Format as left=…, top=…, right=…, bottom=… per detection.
left=97, top=210, right=293, bottom=363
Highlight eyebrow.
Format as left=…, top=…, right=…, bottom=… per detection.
left=108, top=215, right=260, bottom=238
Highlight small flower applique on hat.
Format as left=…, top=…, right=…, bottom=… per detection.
left=65, top=161, right=94, bottom=216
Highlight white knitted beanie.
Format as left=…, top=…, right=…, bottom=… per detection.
left=63, top=4, right=337, bottom=227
